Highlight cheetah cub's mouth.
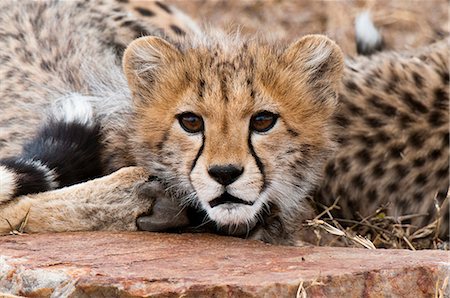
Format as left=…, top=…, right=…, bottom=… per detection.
left=209, top=192, right=254, bottom=208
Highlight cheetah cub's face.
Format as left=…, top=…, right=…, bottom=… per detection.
left=124, top=34, right=343, bottom=234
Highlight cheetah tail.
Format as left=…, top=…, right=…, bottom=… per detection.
left=355, top=11, right=384, bottom=55
left=0, top=95, right=103, bottom=204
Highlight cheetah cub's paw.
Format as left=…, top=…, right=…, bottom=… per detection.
left=135, top=179, right=190, bottom=232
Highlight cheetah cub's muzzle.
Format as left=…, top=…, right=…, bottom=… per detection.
left=208, top=164, right=252, bottom=208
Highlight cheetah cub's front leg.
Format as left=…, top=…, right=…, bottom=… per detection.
left=0, top=167, right=148, bottom=234
left=0, top=166, right=189, bottom=234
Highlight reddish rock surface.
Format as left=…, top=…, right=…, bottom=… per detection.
left=0, top=232, right=448, bottom=297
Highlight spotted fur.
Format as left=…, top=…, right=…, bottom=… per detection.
left=316, top=39, right=449, bottom=239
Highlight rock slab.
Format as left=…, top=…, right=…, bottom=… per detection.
left=0, top=232, right=448, bottom=297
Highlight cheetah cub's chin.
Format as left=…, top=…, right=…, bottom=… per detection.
left=123, top=34, right=343, bottom=234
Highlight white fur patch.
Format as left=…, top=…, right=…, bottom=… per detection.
left=18, top=158, right=59, bottom=190
left=355, top=11, right=382, bottom=49
left=203, top=199, right=264, bottom=228
left=0, top=165, right=16, bottom=204
left=50, top=94, right=95, bottom=126
left=304, top=40, right=332, bottom=69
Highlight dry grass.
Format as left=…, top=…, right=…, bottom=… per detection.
left=436, top=275, right=449, bottom=298
left=5, top=207, right=30, bottom=236
left=296, top=277, right=324, bottom=298
left=306, top=191, right=449, bottom=250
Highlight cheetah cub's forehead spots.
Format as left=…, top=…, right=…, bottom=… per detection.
left=123, top=34, right=343, bottom=233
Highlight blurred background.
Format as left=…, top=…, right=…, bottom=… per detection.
left=168, top=0, right=449, bottom=55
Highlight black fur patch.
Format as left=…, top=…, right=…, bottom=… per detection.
left=20, top=120, right=104, bottom=188
left=368, top=95, right=397, bottom=116
left=371, top=162, right=385, bottom=178
left=325, top=163, right=336, bottom=177
left=412, top=72, right=424, bottom=88
left=442, top=132, right=449, bottom=147
left=356, top=135, right=375, bottom=147
left=394, top=164, right=408, bottom=178
left=247, top=78, right=255, bottom=100
left=407, top=130, right=426, bottom=149
left=364, top=116, right=385, bottom=128
left=248, top=133, right=266, bottom=190
left=367, top=188, right=378, bottom=201
left=135, top=7, right=155, bottom=17
left=170, top=24, right=186, bottom=36
left=155, top=1, right=171, bottom=14
left=190, top=134, right=205, bottom=172
left=344, top=80, right=362, bottom=94
left=435, top=167, right=448, bottom=179
left=336, top=136, right=349, bottom=145
left=374, top=131, right=390, bottom=143
left=121, top=20, right=133, bottom=27
left=286, top=128, right=299, bottom=137
left=428, top=111, right=445, bottom=127
left=338, top=157, right=350, bottom=172
left=346, top=102, right=363, bottom=115
left=334, top=114, right=351, bottom=128
left=113, top=15, right=125, bottom=21
left=414, top=173, right=428, bottom=185
left=428, top=148, right=442, bottom=160
left=0, top=158, right=53, bottom=197
left=413, top=157, right=426, bottom=168
left=386, top=182, right=399, bottom=193
left=156, top=131, right=170, bottom=151
left=351, top=175, right=365, bottom=189
left=336, top=186, right=346, bottom=198
left=356, top=38, right=383, bottom=55
left=433, top=87, right=448, bottom=109
left=131, top=23, right=152, bottom=38
left=106, top=41, right=126, bottom=59
left=398, top=113, right=414, bottom=129
left=40, top=60, right=52, bottom=71
left=355, top=148, right=371, bottom=164
left=219, top=70, right=229, bottom=103
left=389, top=144, right=405, bottom=159
left=402, top=91, right=429, bottom=114
left=413, top=192, right=424, bottom=203
left=198, top=79, right=205, bottom=99
left=441, top=71, right=449, bottom=84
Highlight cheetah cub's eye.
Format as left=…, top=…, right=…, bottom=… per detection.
left=250, top=111, right=279, bottom=133
left=178, top=112, right=204, bottom=133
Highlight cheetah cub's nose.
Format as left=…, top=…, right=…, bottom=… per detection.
left=208, top=165, right=244, bottom=186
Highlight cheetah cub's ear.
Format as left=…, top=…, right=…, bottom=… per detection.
left=123, top=36, right=182, bottom=100
left=282, top=34, right=344, bottom=101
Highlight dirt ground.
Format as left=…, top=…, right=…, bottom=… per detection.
left=169, top=0, right=449, bottom=55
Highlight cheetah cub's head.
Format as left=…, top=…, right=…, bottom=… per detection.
left=123, top=34, right=343, bottom=237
